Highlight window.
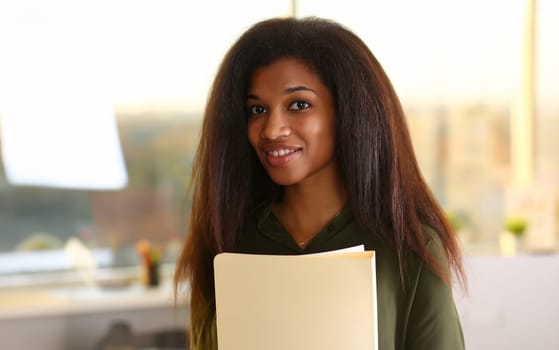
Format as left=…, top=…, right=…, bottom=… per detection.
left=0, top=0, right=292, bottom=276
left=0, top=0, right=557, bottom=280
left=297, top=0, right=557, bottom=253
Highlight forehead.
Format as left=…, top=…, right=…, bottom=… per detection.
left=248, top=58, right=326, bottom=93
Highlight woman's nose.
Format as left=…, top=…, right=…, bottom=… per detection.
left=261, top=109, right=290, bottom=140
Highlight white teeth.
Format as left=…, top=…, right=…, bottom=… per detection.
left=268, top=149, right=295, bottom=157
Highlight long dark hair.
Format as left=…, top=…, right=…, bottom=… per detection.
left=175, top=17, right=464, bottom=349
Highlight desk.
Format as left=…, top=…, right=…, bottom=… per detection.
left=0, top=281, right=189, bottom=350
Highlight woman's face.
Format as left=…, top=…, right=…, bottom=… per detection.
left=246, top=57, right=337, bottom=187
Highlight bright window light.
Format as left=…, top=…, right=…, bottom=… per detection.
left=0, top=0, right=127, bottom=190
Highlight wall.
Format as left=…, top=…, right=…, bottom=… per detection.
left=455, top=255, right=559, bottom=350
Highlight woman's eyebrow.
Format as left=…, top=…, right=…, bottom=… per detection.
left=285, top=85, right=317, bottom=94
left=246, top=86, right=317, bottom=100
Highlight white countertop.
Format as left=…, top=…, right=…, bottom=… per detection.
left=0, top=279, right=187, bottom=320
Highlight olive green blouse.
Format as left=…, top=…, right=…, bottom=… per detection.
left=234, top=204, right=465, bottom=350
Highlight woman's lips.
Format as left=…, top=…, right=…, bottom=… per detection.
left=261, top=144, right=302, bottom=166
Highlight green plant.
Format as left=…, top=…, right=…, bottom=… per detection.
left=504, top=217, right=528, bottom=236
left=445, top=210, right=466, bottom=233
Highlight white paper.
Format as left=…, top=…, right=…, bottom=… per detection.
left=310, top=244, right=365, bottom=255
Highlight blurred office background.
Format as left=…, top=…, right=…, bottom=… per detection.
left=0, top=0, right=558, bottom=349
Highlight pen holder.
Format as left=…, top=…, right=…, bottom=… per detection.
left=136, top=240, right=161, bottom=287
left=147, top=262, right=160, bottom=287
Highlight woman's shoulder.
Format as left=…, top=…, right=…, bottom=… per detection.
left=420, top=224, right=451, bottom=275
left=403, top=225, right=464, bottom=349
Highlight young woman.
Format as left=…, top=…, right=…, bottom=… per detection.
left=175, top=17, right=465, bottom=350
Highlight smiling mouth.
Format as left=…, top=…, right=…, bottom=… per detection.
left=261, top=145, right=302, bottom=166
left=266, top=148, right=300, bottom=158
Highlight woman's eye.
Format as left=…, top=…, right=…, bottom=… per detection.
left=288, top=101, right=310, bottom=111
left=248, top=105, right=266, bottom=116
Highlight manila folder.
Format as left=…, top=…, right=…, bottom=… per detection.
left=214, top=251, right=377, bottom=350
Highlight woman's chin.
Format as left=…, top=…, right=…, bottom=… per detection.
left=267, top=174, right=300, bottom=187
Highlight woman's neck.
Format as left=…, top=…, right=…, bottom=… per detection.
left=273, top=174, right=348, bottom=247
